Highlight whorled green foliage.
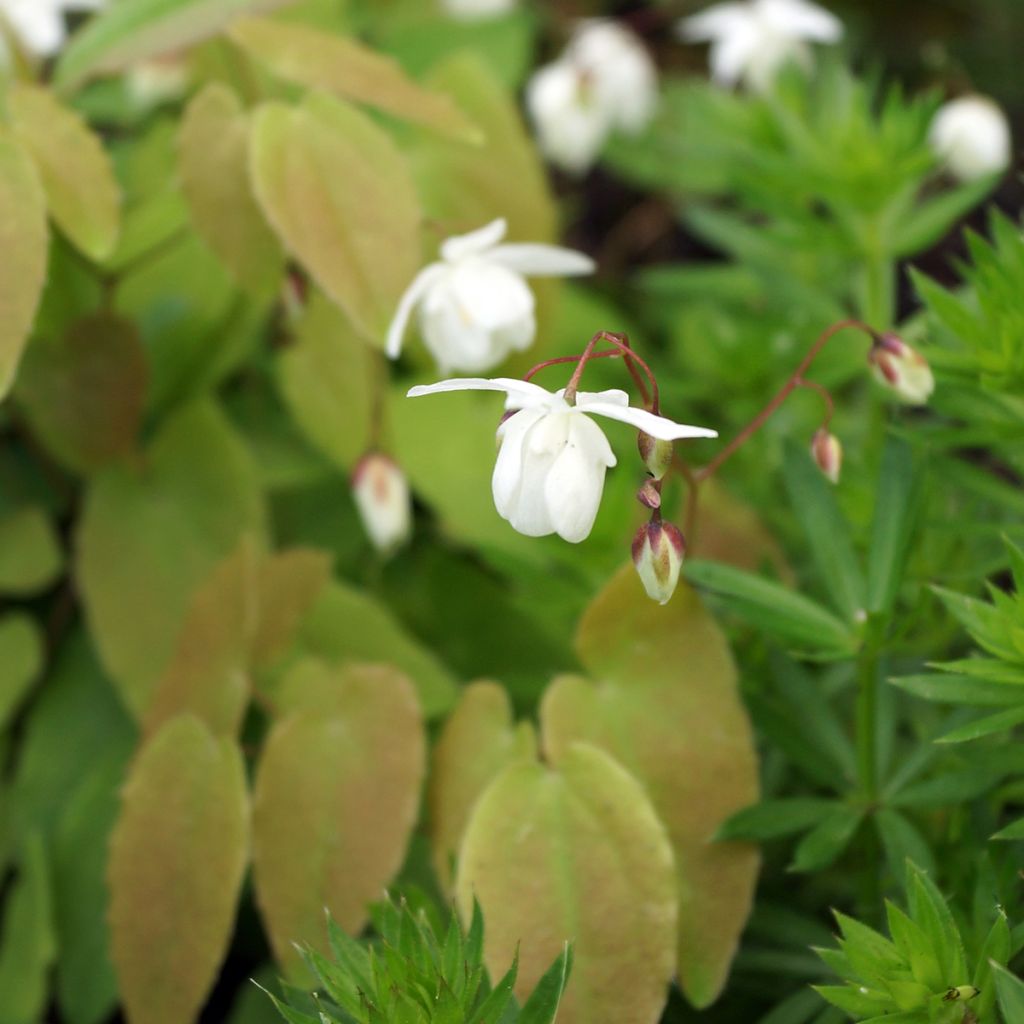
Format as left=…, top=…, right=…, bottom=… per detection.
left=455, top=742, right=678, bottom=1024
left=541, top=566, right=760, bottom=1009
left=253, top=663, right=426, bottom=978
left=108, top=714, right=249, bottom=1024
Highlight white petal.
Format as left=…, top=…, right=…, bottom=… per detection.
left=418, top=295, right=501, bottom=374
left=758, top=0, right=842, bottom=42
left=572, top=388, right=630, bottom=408
left=446, top=261, right=535, bottom=330
left=678, top=3, right=752, bottom=42
left=577, top=399, right=718, bottom=440
left=492, top=407, right=545, bottom=517
left=504, top=413, right=571, bottom=536
left=4, top=5, right=65, bottom=56
left=543, top=414, right=613, bottom=543
left=487, top=243, right=596, bottom=277
left=385, top=263, right=445, bottom=359
left=406, top=376, right=561, bottom=408
left=710, top=24, right=762, bottom=86
left=526, top=60, right=610, bottom=173
left=440, top=218, right=508, bottom=263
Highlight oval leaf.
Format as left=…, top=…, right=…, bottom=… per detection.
left=9, top=84, right=120, bottom=261
left=0, top=613, right=43, bottom=731
left=541, top=566, right=760, bottom=1009
left=455, top=742, right=677, bottom=1024
left=252, top=663, right=425, bottom=977
left=108, top=714, right=249, bottom=1024
left=250, top=93, right=420, bottom=344
left=0, top=505, right=63, bottom=595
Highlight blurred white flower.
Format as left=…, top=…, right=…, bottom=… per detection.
left=352, top=453, right=412, bottom=554
left=441, top=0, right=517, bottom=20
left=128, top=54, right=189, bottom=109
left=526, top=19, right=658, bottom=173
left=929, top=95, right=1012, bottom=182
left=386, top=218, right=595, bottom=374
left=868, top=334, right=934, bottom=406
left=632, top=519, right=686, bottom=604
left=679, top=0, right=842, bottom=92
left=810, top=427, right=842, bottom=484
left=0, top=0, right=105, bottom=58
left=407, top=377, right=716, bottom=543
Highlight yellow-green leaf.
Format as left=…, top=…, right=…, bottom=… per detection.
left=276, top=289, right=376, bottom=471
left=77, top=400, right=265, bottom=719
left=9, top=84, right=120, bottom=261
left=0, top=127, right=48, bottom=401
left=455, top=743, right=677, bottom=1024
left=252, top=663, right=425, bottom=977
left=108, top=714, right=249, bottom=1024
left=15, top=312, right=147, bottom=474
left=227, top=16, right=481, bottom=143
left=179, top=82, right=283, bottom=295
left=541, top=566, right=760, bottom=1009
left=0, top=614, right=42, bottom=732
left=250, top=92, right=420, bottom=344
left=0, top=505, right=63, bottom=595
left=428, top=681, right=535, bottom=891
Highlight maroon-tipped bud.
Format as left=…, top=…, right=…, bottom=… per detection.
left=810, top=428, right=842, bottom=484
left=637, top=480, right=662, bottom=510
left=632, top=519, right=686, bottom=605
left=352, top=453, right=411, bottom=555
left=867, top=334, right=934, bottom=405
left=638, top=430, right=674, bottom=481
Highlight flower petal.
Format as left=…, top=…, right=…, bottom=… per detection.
left=487, top=243, right=596, bottom=278
left=759, top=0, right=843, bottom=42
left=440, top=218, right=508, bottom=263
left=677, top=2, right=752, bottom=42
left=385, top=263, right=446, bottom=359
left=572, top=388, right=630, bottom=408
left=406, top=376, right=560, bottom=408
left=543, top=414, right=613, bottom=543
left=492, top=407, right=546, bottom=518
left=577, top=399, right=718, bottom=440
left=505, top=413, right=571, bottom=536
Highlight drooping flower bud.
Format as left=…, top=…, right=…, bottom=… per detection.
left=351, top=453, right=412, bottom=555
left=638, top=430, right=674, bottom=481
left=929, top=95, right=1011, bottom=182
left=632, top=519, right=686, bottom=605
left=637, top=480, right=662, bottom=510
left=868, top=334, right=934, bottom=405
left=810, top=428, right=842, bottom=484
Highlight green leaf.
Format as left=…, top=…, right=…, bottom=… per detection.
left=789, top=806, right=864, bottom=873
left=716, top=798, right=840, bottom=842
left=54, top=0, right=296, bottom=91
left=892, top=176, right=998, bottom=258
left=0, top=127, right=48, bottom=401
left=904, top=863, right=967, bottom=989
left=890, top=673, right=1023, bottom=707
left=249, top=92, right=420, bottom=344
left=991, top=961, right=1024, bottom=1024
left=685, top=559, right=857, bottom=655
left=0, top=614, right=42, bottom=732
left=541, top=568, right=760, bottom=1009
left=455, top=744, right=677, bottom=1024
left=0, top=505, right=62, bottom=595
left=782, top=441, right=865, bottom=621
left=178, top=82, right=284, bottom=295
left=252, top=664, right=425, bottom=978
left=874, top=808, right=936, bottom=879
left=517, top=943, right=573, bottom=1024
left=991, top=817, right=1024, bottom=841
left=936, top=705, right=1024, bottom=743
left=9, top=84, right=120, bottom=261
left=972, top=909, right=1010, bottom=1022
left=109, top=715, right=250, bottom=1024
left=866, top=437, right=923, bottom=616
left=15, top=312, right=147, bottom=474
left=227, top=17, right=481, bottom=142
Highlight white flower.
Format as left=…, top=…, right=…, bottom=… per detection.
left=526, top=19, right=658, bottom=173
left=352, top=453, right=412, bottom=554
left=0, top=0, right=105, bottom=58
left=386, top=218, right=595, bottom=374
left=868, top=335, right=934, bottom=406
left=407, top=377, right=716, bottom=543
left=679, top=0, right=842, bottom=92
left=929, top=96, right=1012, bottom=182
left=441, top=0, right=517, bottom=19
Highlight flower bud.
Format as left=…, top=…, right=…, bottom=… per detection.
left=632, top=519, right=686, bottom=605
left=868, top=334, right=934, bottom=405
left=929, top=95, right=1011, bottom=182
left=637, top=480, right=662, bottom=510
left=638, top=431, right=674, bottom=481
left=810, top=428, right=842, bottom=484
left=351, top=453, right=411, bottom=555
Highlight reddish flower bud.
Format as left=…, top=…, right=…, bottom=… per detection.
left=637, top=480, right=662, bottom=510
left=638, top=430, right=674, bottom=481
left=632, top=519, right=686, bottom=605
left=868, top=334, right=934, bottom=405
left=810, top=428, right=842, bottom=484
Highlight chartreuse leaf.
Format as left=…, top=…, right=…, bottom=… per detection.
left=0, top=833, right=55, bottom=1024
left=716, top=798, right=839, bottom=841
left=788, top=806, right=864, bottom=873
left=77, top=399, right=264, bottom=719
left=15, top=312, right=147, bottom=474
left=456, top=743, right=677, bottom=1024
left=9, top=84, right=120, bottom=261
left=253, top=664, right=425, bottom=978
left=541, top=567, right=759, bottom=1009
left=992, top=817, right=1024, bottom=840
left=109, top=715, right=249, bottom=1024
left=971, top=908, right=1010, bottom=1022
left=992, top=961, right=1024, bottom=1024
left=250, top=92, right=421, bottom=344
left=227, top=17, right=481, bottom=142
left=428, top=681, right=536, bottom=890
left=518, top=943, right=574, bottom=1024
left=0, top=126, right=48, bottom=401
left=0, top=614, right=42, bottom=731
left=276, top=289, right=377, bottom=472
left=0, top=505, right=62, bottom=594
left=54, top=0, right=296, bottom=91
left=179, top=82, right=284, bottom=295
left=905, top=862, right=967, bottom=988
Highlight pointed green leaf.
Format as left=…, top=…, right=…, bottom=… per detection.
left=789, top=806, right=864, bottom=873
left=0, top=614, right=42, bottom=732
left=991, top=961, right=1024, bottom=1024
left=0, top=505, right=62, bottom=595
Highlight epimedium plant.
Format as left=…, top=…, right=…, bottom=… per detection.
left=0, top=2, right=1022, bottom=1024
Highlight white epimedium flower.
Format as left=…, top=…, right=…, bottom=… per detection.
left=0, top=0, right=105, bottom=58
left=929, top=96, right=1012, bottom=183
left=386, top=218, right=595, bottom=374
left=407, top=377, right=717, bottom=544
left=526, top=19, right=658, bottom=174
left=441, top=0, right=517, bottom=19
left=679, top=0, right=842, bottom=92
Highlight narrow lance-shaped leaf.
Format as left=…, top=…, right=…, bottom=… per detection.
left=0, top=614, right=43, bottom=732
